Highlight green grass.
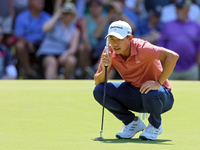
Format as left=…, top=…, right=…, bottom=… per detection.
left=0, top=80, right=199, bottom=150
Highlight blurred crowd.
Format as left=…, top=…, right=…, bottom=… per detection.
left=0, top=0, right=200, bottom=80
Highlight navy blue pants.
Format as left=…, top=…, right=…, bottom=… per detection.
left=93, top=82, right=174, bottom=128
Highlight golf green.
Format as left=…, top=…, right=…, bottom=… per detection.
left=0, top=80, right=199, bottom=150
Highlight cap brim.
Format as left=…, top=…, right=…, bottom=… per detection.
left=105, top=32, right=125, bottom=39
left=61, top=9, right=75, bottom=14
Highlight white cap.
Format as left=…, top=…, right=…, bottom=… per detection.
left=61, top=2, right=76, bottom=15
left=105, top=20, right=132, bottom=39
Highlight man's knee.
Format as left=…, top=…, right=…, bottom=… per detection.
left=59, top=55, right=77, bottom=66
left=142, top=90, right=163, bottom=113
left=68, top=56, right=77, bottom=66
left=15, top=39, right=26, bottom=52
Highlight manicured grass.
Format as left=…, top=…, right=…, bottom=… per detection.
left=0, top=80, right=199, bottom=150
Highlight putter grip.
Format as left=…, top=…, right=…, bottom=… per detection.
left=106, top=37, right=109, bottom=55
left=105, top=37, right=109, bottom=67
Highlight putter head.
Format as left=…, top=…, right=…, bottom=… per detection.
left=93, top=137, right=104, bottom=141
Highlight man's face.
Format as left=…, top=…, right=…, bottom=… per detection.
left=30, top=0, right=44, bottom=10
left=109, top=35, right=131, bottom=55
left=176, top=6, right=189, bottom=21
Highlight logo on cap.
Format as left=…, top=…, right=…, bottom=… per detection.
left=110, top=26, right=123, bottom=29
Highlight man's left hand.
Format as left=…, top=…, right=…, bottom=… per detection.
left=140, top=80, right=161, bottom=94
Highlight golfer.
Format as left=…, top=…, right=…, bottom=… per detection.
left=93, top=20, right=179, bottom=140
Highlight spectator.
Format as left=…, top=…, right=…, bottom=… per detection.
left=161, top=0, right=200, bottom=23
left=138, top=5, right=163, bottom=44
left=0, top=25, right=17, bottom=79
left=77, top=0, right=106, bottom=79
left=36, top=2, right=80, bottom=79
left=0, top=0, right=15, bottom=44
left=157, top=0, right=200, bottom=80
left=14, top=0, right=51, bottom=79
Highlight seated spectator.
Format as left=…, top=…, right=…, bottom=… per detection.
left=138, top=5, right=163, bottom=44
left=157, top=0, right=200, bottom=80
left=14, top=0, right=51, bottom=79
left=77, top=0, right=106, bottom=79
left=0, top=0, right=14, bottom=45
left=36, top=2, right=80, bottom=79
left=161, top=0, right=200, bottom=23
left=0, top=25, right=17, bottom=79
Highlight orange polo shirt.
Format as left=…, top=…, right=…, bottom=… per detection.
left=98, top=38, right=171, bottom=89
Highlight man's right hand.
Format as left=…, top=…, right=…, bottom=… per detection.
left=94, top=51, right=112, bottom=85
left=101, top=51, right=112, bottom=69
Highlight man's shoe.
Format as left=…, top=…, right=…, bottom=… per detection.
left=139, top=123, right=163, bottom=140
left=116, top=117, right=146, bottom=139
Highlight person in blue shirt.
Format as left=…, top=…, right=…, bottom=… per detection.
left=14, top=0, right=51, bottom=78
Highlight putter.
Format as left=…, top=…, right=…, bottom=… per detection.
left=94, top=37, right=109, bottom=141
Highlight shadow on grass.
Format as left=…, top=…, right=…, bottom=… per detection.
left=99, top=138, right=173, bottom=145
